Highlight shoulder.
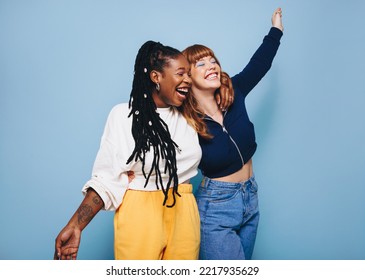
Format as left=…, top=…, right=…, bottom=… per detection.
left=104, top=103, right=132, bottom=129
left=108, top=103, right=130, bottom=120
left=110, top=103, right=130, bottom=114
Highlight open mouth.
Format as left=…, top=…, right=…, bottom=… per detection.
left=205, top=72, right=218, bottom=80
left=176, top=87, right=189, bottom=96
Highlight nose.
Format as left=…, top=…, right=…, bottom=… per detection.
left=208, top=61, right=216, bottom=70
left=184, top=73, right=192, bottom=85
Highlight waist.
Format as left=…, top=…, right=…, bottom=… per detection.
left=128, top=179, right=192, bottom=193
left=199, top=141, right=257, bottom=178
left=200, top=173, right=256, bottom=190
left=211, top=158, right=253, bottom=182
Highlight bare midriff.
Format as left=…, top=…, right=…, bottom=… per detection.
left=212, top=158, right=253, bottom=183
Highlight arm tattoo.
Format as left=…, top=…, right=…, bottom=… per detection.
left=77, top=204, right=93, bottom=225
left=92, top=194, right=102, bottom=205
left=76, top=194, right=103, bottom=225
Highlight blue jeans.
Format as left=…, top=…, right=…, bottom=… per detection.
left=195, top=175, right=260, bottom=260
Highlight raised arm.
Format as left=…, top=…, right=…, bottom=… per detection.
left=232, top=7, right=284, bottom=97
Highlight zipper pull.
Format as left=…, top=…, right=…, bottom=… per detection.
left=222, top=126, right=227, bottom=133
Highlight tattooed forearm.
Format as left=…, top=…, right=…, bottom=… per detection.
left=77, top=204, right=94, bottom=225
left=75, top=190, right=103, bottom=226
left=92, top=194, right=103, bottom=206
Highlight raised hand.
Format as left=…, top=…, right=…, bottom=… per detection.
left=272, top=7, right=284, bottom=32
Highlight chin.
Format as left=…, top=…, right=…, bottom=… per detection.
left=206, top=81, right=221, bottom=89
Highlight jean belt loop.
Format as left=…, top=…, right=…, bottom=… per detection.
left=201, top=177, right=206, bottom=188
left=202, top=176, right=211, bottom=188
left=247, top=175, right=256, bottom=190
left=242, top=176, right=252, bottom=191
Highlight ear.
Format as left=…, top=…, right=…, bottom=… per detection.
left=150, top=70, right=161, bottom=85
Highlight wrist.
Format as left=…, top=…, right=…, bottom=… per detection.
left=273, top=25, right=283, bottom=32
left=269, top=27, right=284, bottom=40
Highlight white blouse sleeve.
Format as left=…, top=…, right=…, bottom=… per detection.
left=82, top=104, right=131, bottom=211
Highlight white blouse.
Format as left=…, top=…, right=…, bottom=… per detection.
left=82, top=103, right=202, bottom=211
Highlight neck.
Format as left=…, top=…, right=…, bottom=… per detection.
left=152, top=90, right=170, bottom=108
left=191, top=86, right=219, bottom=116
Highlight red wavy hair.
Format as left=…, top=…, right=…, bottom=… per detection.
left=179, top=44, right=233, bottom=139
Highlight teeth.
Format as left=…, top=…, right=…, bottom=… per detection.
left=176, top=88, right=188, bottom=96
left=206, top=73, right=218, bottom=80
left=177, top=88, right=188, bottom=92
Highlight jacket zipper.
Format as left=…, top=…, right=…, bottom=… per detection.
left=204, top=111, right=245, bottom=166
left=221, top=125, right=245, bottom=166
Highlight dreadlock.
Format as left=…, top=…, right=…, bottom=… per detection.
left=126, top=40, right=182, bottom=207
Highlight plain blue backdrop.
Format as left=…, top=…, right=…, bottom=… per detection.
left=1, top=0, right=364, bottom=260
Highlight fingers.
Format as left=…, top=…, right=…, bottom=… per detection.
left=127, top=170, right=135, bottom=183
left=54, top=230, right=79, bottom=260
left=57, top=254, right=76, bottom=260
left=60, top=253, right=77, bottom=260
left=54, top=237, right=62, bottom=260
left=273, top=7, right=282, bottom=19
left=272, top=7, right=283, bottom=31
left=56, top=249, right=78, bottom=260
left=53, top=250, right=60, bottom=260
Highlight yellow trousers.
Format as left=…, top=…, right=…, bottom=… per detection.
left=114, top=184, right=200, bottom=260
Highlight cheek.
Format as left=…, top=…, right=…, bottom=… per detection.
left=191, top=70, right=204, bottom=83
left=160, top=85, right=176, bottom=99
left=191, top=67, right=201, bottom=78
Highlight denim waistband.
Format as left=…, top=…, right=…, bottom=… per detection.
left=200, top=174, right=256, bottom=190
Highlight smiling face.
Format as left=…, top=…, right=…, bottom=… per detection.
left=190, top=55, right=221, bottom=92
left=151, top=54, right=192, bottom=108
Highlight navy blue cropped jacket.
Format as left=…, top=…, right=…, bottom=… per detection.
left=198, top=27, right=283, bottom=178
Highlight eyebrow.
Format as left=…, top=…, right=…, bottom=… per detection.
left=175, top=67, right=187, bottom=71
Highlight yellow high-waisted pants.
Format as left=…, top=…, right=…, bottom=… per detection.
left=114, top=184, right=200, bottom=260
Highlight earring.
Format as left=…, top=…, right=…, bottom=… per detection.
left=156, top=83, right=160, bottom=92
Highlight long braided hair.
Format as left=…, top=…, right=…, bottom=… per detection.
left=126, top=41, right=182, bottom=207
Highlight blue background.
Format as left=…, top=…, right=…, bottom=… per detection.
left=1, top=0, right=364, bottom=260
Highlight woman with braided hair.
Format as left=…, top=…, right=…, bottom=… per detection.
left=54, top=41, right=208, bottom=260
